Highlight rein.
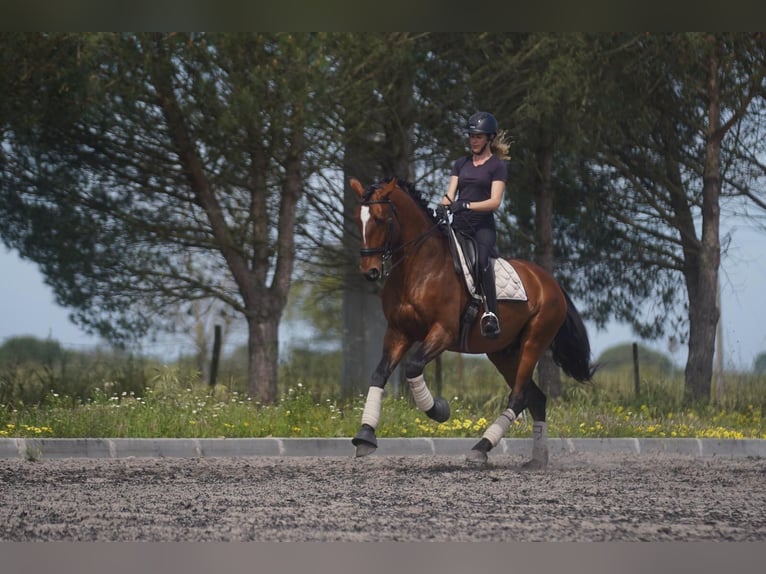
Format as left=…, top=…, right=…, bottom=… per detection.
left=359, top=198, right=443, bottom=279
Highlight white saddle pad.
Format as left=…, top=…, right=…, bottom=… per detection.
left=450, top=227, right=527, bottom=301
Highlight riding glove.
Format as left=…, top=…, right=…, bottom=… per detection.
left=449, top=200, right=470, bottom=214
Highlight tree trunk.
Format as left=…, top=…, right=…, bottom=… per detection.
left=684, top=44, right=722, bottom=403
left=684, top=263, right=719, bottom=403
left=341, top=271, right=388, bottom=398
left=147, top=35, right=302, bottom=404
left=247, top=315, right=279, bottom=404
left=340, top=58, right=415, bottom=398
left=714, top=279, right=724, bottom=403
left=534, top=135, right=562, bottom=398
left=341, top=131, right=387, bottom=398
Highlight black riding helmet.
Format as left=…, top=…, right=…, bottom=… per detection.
left=465, top=111, right=498, bottom=137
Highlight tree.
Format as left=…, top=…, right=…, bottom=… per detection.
left=0, top=33, right=334, bottom=403
left=455, top=33, right=766, bottom=403
left=570, top=33, right=766, bottom=402
left=446, top=34, right=599, bottom=396
left=6, top=33, right=762, bottom=407
left=0, top=336, right=63, bottom=365
left=494, top=34, right=597, bottom=396
left=303, top=33, right=472, bottom=397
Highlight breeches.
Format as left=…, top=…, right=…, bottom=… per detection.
left=474, top=227, right=497, bottom=269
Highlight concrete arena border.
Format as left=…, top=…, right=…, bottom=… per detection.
left=1, top=437, right=765, bottom=459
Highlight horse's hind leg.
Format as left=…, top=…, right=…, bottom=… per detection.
left=467, top=379, right=548, bottom=468
left=467, top=343, right=549, bottom=467
left=465, top=348, right=523, bottom=465
left=523, top=379, right=548, bottom=470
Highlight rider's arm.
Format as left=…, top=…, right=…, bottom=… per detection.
left=466, top=180, right=505, bottom=212
left=442, top=175, right=460, bottom=206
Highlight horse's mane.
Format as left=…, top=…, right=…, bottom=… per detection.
left=364, top=177, right=437, bottom=224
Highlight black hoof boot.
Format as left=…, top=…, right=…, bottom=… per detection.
left=352, top=424, right=378, bottom=457
left=426, top=397, right=451, bottom=423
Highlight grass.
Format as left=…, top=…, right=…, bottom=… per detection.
left=1, top=365, right=764, bottom=441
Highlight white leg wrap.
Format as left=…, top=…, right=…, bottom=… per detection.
left=407, top=374, right=435, bottom=412
left=482, top=408, right=516, bottom=447
left=532, top=421, right=548, bottom=463
left=360, top=386, right=384, bottom=429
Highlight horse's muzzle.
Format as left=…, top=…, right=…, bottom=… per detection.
left=364, top=268, right=380, bottom=282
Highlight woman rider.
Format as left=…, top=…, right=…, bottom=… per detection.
left=441, top=111, right=510, bottom=339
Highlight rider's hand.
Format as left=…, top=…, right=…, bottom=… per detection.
left=448, top=200, right=470, bottom=214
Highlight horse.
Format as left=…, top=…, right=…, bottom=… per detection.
left=348, top=177, right=596, bottom=467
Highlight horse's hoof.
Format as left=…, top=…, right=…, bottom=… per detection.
left=426, top=396, right=451, bottom=423
left=354, top=442, right=377, bottom=458
left=521, top=458, right=547, bottom=471
left=465, top=449, right=488, bottom=466
left=352, top=424, right=378, bottom=457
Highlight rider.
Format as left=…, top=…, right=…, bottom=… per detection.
left=441, top=111, right=510, bottom=339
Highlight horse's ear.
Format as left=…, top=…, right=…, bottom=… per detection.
left=380, top=178, right=398, bottom=197
left=349, top=178, right=365, bottom=199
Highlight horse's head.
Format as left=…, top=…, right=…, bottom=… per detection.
left=350, top=178, right=401, bottom=282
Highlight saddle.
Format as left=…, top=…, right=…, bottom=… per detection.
left=440, top=216, right=527, bottom=350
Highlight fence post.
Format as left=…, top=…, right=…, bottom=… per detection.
left=209, top=324, right=221, bottom=388
left=632, top=342, right=640, bottom=396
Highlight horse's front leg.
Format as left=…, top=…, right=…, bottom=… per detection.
left=404, top=327, right=454, bottom=424
left=352, top=332, right=410, bottom=457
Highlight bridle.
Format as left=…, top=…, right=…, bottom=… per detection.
left=359, top=199, right=397, bottom=259
left=359, top=195, right=443, bottom=279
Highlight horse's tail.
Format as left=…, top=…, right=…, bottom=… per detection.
left=550, top=289, right=597, bottom=383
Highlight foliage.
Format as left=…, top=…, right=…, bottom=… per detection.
left=285, top=279, right=343, bottom=344
left=0, top=32, right=338, bottom=403
left=2, top=343, right=766, bottom=442
left=2, top=33, right=766, bottom=408
left=755, top=352, right=766, bottom=375
left=278, top=347, right=343, bottom=401
left=557, top=33, right=766, bottom=402
left=1, top=365, right=764, bottom=440
left=0, top=350, right=150, bottom=409
left=0, top=338, right=151, bottom=409
left=595, top=343, right=677, bottom=374
left=0, top=336, right=64, bottom=364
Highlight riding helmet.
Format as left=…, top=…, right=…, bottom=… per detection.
left=465, top=111, right=498, bottom=136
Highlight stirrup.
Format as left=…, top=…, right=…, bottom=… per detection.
left=481, top=311, right=500, bottom=339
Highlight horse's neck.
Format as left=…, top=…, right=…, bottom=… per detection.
left=394, top=208, right=452, bottom=280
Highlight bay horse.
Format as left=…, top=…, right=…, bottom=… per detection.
left=349, top=177, right=595, bottom=467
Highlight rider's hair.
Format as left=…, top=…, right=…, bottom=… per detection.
left=491, top=129, right=512, bottom=161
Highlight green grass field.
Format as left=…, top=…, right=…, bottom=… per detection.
left=1, top=360, right=764, bottom=441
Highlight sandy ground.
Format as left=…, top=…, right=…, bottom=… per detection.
left=1, top=452, right=765, bottom=541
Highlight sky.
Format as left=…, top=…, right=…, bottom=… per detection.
left=1, top=220, right=765, bottom=371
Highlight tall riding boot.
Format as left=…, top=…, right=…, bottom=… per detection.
left=480, top=262, right=500, bottom=338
